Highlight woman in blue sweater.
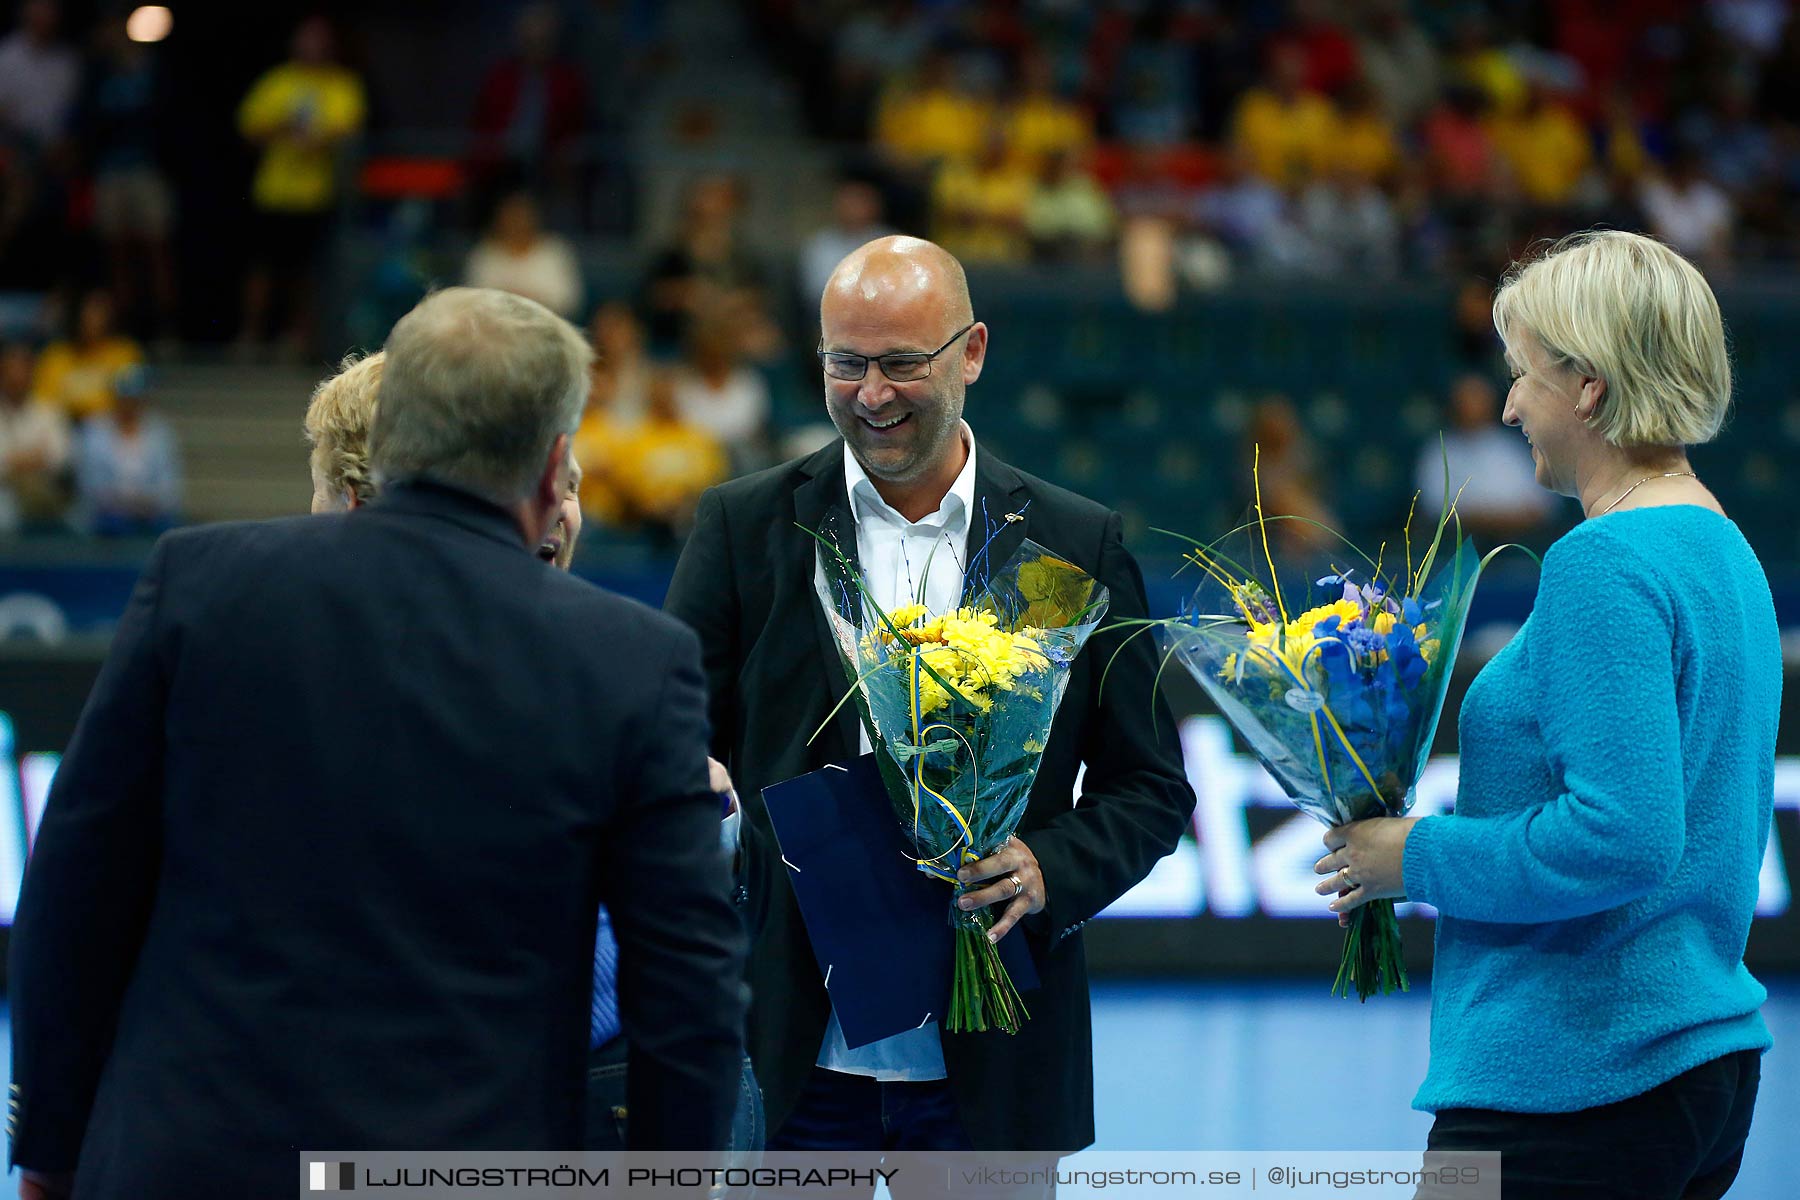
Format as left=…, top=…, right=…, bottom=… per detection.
left=1315, top=229, right=1779, bottom=1199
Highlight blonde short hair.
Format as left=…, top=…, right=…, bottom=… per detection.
left=1492, top=229, right=1732, bottom=447
left=304, top=352, right=384, bottom=505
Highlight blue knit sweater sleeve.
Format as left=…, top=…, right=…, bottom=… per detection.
left=1404, top=525, right=1686, bottom=922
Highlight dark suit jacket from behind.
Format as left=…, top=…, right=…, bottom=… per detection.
left=663, top=441, right=1196, bottom=1153
left=8, top=480, right=747, bottom=1198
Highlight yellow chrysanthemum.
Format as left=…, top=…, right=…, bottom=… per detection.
left=884, top=607, right=1054, bottom=716
left=1236, top=599, right=1364, bottom=679
left=1294, top=599, right=1365, bottom=635
left=888, top=602, right=930, bottom=628
left=1224, top=600, right=1440, bottom=680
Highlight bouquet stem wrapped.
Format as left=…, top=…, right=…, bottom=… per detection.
left=810, top=520, right=1107, bottom=1033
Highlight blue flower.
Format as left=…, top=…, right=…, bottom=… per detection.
left=1345, top=625, right=1386, bottom=662
left=1388, top=622, right=1428, bottom=689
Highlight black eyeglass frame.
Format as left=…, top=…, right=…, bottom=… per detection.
left=816, top=321, right=977, bottom=382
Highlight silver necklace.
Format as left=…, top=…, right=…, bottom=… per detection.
left=1591, top=470, right=1698, bottom=517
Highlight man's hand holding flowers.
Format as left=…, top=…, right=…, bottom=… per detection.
left=956, top=835, right=1046, bottom=943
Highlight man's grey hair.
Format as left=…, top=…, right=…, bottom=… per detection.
left=370, top=287, right=593, bottom=502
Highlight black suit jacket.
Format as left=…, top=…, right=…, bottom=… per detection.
left=664, top=441, right=1195, bottom=1152
left=8, top=480, right=747, bottom=1197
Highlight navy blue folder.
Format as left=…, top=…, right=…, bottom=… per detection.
left=762, top=753, right=1040, bottom=1048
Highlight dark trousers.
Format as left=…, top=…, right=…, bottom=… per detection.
left=584, top=1036, right=766, bottom=1153
left=1420, top=1049, right=1761, bottom=1200
left=766, top=1067, right=1054, bottom=1199
left=768, top=1066, right=974, bottom=1153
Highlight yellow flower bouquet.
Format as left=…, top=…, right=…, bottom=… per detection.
left=810, top=529, right=1107, bottom=1034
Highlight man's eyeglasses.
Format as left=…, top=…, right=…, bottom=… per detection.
left=817, top=321, right=976, bottom=383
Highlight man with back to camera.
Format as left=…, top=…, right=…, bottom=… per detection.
left=301, top=345, right=763, bottom=1152
left=8, top=287, right=747, bottom=1198
left=303, top=347, right=587, bottom=565
left=664, top=236, right=1196, bottom=1176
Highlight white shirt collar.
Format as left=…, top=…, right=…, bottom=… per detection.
left=843, top=420, right=977, bottom=533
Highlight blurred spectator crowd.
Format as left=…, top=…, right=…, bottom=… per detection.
left=465, top=177, right=789, bottom=546
left=0, top=290, right=181, bottom=537
left=9, top=0, right=1797, bottom=555
left=762, top=0, right=1800, bottom=280
left=0, top=0, right=193, bottom=537
left=0, top=2, right=368, bottom=353
left=1, top=1, right=184, bottom=341
left=1242, top=371, right=1559, bottom=562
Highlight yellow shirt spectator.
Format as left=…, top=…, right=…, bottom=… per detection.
left=875, top=83, right=993, bottom=166
left=1230, top=88, right=1338, bottom=187
left=1004, top=94, right=1092, bottom=172
left=1455, top=48, right=1527, bottom=117
left=1329, top=108, right=1400, bottom=183
left=1603, top=115, right=1650, bottom=182
left=1026, top=167, right=1117, bottom=252
left=1491, top=99, right=1592, bottom=205
left=238, top=63, right=366, bottom=213
left=576, top=401, right=731, bottom=528
left=932, top=155, right=1035, bottom=262
left=33, top=337, right=144, bottom=420
left=615, top=418, right=729, bottom=524
left=573, top=407, right=632, bottom=524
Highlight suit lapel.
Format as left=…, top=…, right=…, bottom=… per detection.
left=963, top=444, right=1034, bottom=602
left=792, top=443, right=865, bottom=762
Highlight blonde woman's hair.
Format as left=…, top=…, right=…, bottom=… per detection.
left=304, top=351, right=384, bottom=505
left=1492, top=229, right=1732, bottom=447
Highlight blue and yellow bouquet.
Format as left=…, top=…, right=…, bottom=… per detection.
left=1137, top=464, right=1501, bottom=999
left=812, top=527, right=1107, bottom=1034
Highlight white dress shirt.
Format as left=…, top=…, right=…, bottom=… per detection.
left=813, top=423, right=977, bottom=1081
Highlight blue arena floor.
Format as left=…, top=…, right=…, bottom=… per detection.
left=1083, top=978, right=1800, bottom=1198
left=2, top=978, right=1794, bottom=1195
